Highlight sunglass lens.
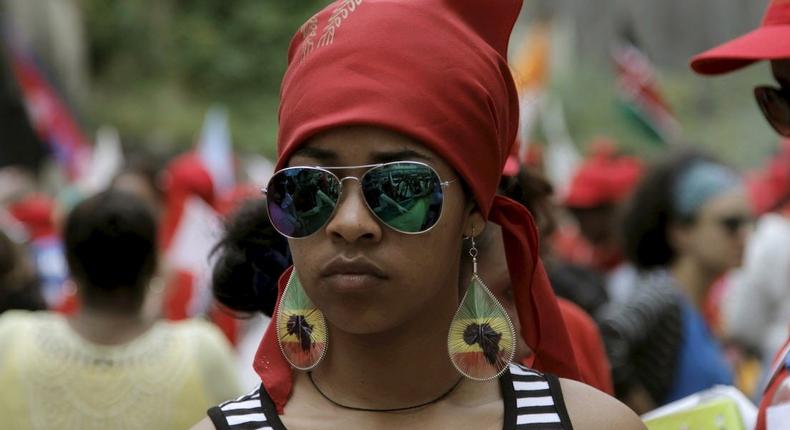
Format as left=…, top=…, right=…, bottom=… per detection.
left=362, top=163, right=443, bottom=233
left=266, top=168, right=340, bottom=238
left=755, top=86, right=790, bottom=137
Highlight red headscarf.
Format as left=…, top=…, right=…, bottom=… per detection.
left=255, top=0, right=580, bottom=412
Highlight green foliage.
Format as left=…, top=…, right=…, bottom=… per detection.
left=82, top=1, right=780, bottom=168
left=82, top=0, right=327, bottom=155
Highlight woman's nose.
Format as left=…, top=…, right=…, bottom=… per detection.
left=324, top=180, right=383, bottom=243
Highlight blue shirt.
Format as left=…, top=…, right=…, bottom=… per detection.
left=664, top=298, right=734, bottom=403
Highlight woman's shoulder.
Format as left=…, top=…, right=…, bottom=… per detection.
left=558, top=377, right=646, bottom=430
left=190, top=417, right=217, bottom=430
left=0, top=309, right=59, bottom=326
left=0, top=310, right=60, bottom=341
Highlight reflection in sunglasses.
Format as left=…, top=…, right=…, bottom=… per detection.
left=265, top=161, right=454, bottom=238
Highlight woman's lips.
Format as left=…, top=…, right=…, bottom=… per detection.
left=320, top=258, right=387, bottom=292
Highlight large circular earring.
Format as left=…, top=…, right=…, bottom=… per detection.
left=276, top=270, right=328, bottom=370
left=447, top=233, right=516, bottom=380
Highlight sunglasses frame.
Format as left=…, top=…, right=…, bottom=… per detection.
left=754, top=85, right=790, bottom=137
left=263, top=161, right=457, bottom=239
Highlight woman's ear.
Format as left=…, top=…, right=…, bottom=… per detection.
left=464, top=208, right=486, bottom=238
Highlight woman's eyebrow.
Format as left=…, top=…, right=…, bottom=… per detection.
left=370, top=149, right=434, bottom=164
left=291, top=147, right=338, bottom=162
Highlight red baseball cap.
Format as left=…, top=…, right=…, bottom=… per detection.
left=691, top=0, right=790, bottom=75
left=563, top=139, right=643, bottom=208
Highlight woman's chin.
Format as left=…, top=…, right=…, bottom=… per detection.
left=323, top=306, right=403, bottom=336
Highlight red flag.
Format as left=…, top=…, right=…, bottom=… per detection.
left=8, top=47, right=90, bottom=179
left=612, top=41, right=682, bottom=144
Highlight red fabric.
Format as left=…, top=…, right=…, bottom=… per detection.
left=209, top=305, right=239, bottom=346
left=555, top=298, right=614, bottom=395
left=518, top=296, right=613, bottom=395
left=8, top=194, right=56, bottom=240
left=216, top=184, right=260, bottom=217
left=756, top=337, right=790, bottom=430
left=54, top=289, right=79, bottom=315
left=747, top=139, right=790, bottom=215
left=163, top=270, right=194, bottom=320
left=159, top=153, right=215, bottom=250
left=563, top=141, right=642, bottom=209
left=551, top=225, right=624, bottom=272
left=488, top=196, right=579, bottom=378
left=8, top=46, right=90, bottom=179
left=691, top=0, right=790, bottom=75
left=254, top=0, right=580, bottom=413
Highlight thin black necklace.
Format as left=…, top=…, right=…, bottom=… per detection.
left=307, top=372, right=463, bottom=413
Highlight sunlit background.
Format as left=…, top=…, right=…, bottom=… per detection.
left=0, top=0, right=780, bottom=179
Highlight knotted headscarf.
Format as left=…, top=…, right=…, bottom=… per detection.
left=254, top=0, right=580, bottom=412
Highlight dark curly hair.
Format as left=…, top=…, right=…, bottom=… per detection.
left=211, top=198, right=291, bottom=317
left=498, top=166, right=557, bottom=238
left=619, top=148, right=717, bottom=269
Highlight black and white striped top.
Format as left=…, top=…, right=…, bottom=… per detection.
left=208, top=363, right=572, bottom=430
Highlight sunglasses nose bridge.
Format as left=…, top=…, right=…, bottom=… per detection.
left=325, top=176, right=383, bottom=242
left=336, top=176, right=362, bottom=202
left=338, top=176, right=361, bottom=184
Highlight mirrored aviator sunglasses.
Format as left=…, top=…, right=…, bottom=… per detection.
left=263, top=161, right=456, bottom=239
left=754, top=85, right=790, bottom=137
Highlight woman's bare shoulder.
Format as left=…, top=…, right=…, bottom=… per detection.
left=189, top=417, right=216, bottom=430
left=559, top=378, right=647, bottom=430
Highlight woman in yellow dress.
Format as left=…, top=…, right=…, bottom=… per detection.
left=0, top=190, right=242, bottom=430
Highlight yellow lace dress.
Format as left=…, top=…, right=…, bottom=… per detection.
left=0, top=310, right=242, bottom=430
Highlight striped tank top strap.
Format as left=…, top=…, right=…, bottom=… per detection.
left=505, top=363, right=573, bottom=430
left=207, top=385, right=279, bottom=430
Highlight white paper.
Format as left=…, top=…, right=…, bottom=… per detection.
left=767, top=403, right=790, bottom=430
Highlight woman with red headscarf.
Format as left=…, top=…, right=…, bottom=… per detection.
left=194, top=1, right=643, bottom=429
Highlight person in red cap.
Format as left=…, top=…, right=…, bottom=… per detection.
left=194, top=0, right=644, bottom=429
left=554, top=139, right=643, bottom=274
left=691, top=2, right=790, bottom=428
left=691, top=0, right=790, bottom=137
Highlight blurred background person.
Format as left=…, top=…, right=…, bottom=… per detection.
left=109, top=155, right=165, bottom=220
left=553, top=139, right=643, bottom=275
left=600, top=149, right=751, bottom=413
left=691, top=0, right=790, bottom=427
left=546, top=140, right=644, bottom=316
left=713, top=140, right=790, bottom=397
left=0, top=190, right=241, bottom=430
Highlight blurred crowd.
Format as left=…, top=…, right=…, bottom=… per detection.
left=3, top=129, right=790, bottom=426
left=1, top=0, right=790, bottom=429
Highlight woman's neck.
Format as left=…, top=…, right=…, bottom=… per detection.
left=670, top=257, right=718, bottom=310
left=68, top=305, right=154, bottom=346
left=310, top=294, right=462, bottom=410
